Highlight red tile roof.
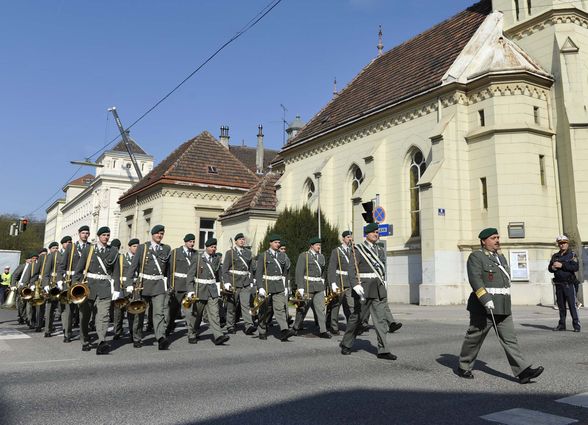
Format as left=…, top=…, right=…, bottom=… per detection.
left=63, top=174, right=94, bottom=190
left=220, top=172, right=280, bottom=218
left=111, top=138, right=147, bottom=155
left=285, top=0, right=492, bottom=150
left=119, top=131, right=260, bottom=202
left=229, top=145, right=279, bottom=174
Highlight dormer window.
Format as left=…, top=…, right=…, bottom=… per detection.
left=208, top=166, right=218, bottom=174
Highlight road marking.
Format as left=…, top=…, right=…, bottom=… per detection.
left=0, top=329, right=31, bottom=340
left=557, top=393, right=588, bottom=409
left=481, top=408, right=578, bottom=425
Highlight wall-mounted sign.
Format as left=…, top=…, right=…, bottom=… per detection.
left=509, top=250, right=529, bottom=281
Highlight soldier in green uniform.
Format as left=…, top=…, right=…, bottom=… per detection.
left=41, top=242, right=60, bottom=337
left=326, top=231, right=353, bottom=335
left=73, top=226, right=119, bottom=354
left=12, top=252, right=38, bottom=326
left=255, top=235, right=295, bottom=341
left=222, top=233, right=256, bottom=335
left=340, top=223, right=396, bottom=360
left=293, top=237, right=331, bottom=338
left=55, top=236, right=73, bottom=342
left=457, top=227, right=544, bottom=383
left=29, top=248, right=48, bottom=332
left=112, top=238, right=139, bottom=342
left=167, top=234, right=197, bottom=342
left=186, top=238, right=229, bottom=345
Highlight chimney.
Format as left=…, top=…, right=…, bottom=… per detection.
left=219, top=126, right=230, bottom=148
left=256, top=125, right=264, bottom=175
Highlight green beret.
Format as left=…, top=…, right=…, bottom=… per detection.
left=110, top=239, right=121, bottom=248
left=268, top=234, right=281, bottom=242
left=38, top=248, right=48, bottom=254
left=205, top=237, right=217, bottom=247
left=279, top=239, right=287, bottom=247
left=478, top=227, right=498, bottom=240
left=183, top=233, right=195, bottom=242
left=364, top=223, right=379, bottom=233
left=97, top=226, right=110, bottom=236
left=60, top=236, right=72, bottom=244
left=48, top=242, right=58, bottom=249
left=151, top=224, right=165, bottom=234
left=308, top=236, right=321, bottom=245
left=28, top=251, right=39, bottom=259
left=78, top=225, right=90, bottom=233
left=235, top=233, right=245, bottom=241
left=128, top=238, right=140, bottom=247
left=342, top=230, right=352, bottom=238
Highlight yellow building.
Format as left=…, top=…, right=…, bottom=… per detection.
left=274, top=0, right=588, bottom=305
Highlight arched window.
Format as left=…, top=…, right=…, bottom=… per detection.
left=409, top=149, right=427, bottom=237
left=350, top=164, right=364, bottom=194
left=304, top=178, right=315, bottom=201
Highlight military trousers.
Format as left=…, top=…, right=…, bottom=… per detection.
left=80, top=297, right=111, bottom=345
left=341, top=294, right=392, bottom=355
left=361, top=297, right=395, bottom=327
left=168, top=291, right=196, bottom=338
left=34, top=304, right=45, bottom=329
left=16, top=292, right=26, bottom=322
left=226, top=286, right=254, bottom=330
left=459, top=312, right=530, bottom=376
left=44, top=300, right=58, bottom=333
left=555, top=282, right=580, bottom=330
left=60, top=302, right=73, bottom=338
left=294, top=290, right=327, bottom=333
left=326, top=287, right=353, bottom=332
left=114, top=305, right=135, bottom=338
left=193, top=297, right=223, bottom=340
left=259, top=291, right=289, bottom=336
left=141, top=294, right=168, bottom=341
left=26, top=301, right=36, bottom=327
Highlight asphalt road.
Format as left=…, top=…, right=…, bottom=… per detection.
left=0, top=304, right=586, bottom=425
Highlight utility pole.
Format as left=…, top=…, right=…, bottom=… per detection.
left=108, top=107, right=143, bottom=179
left=280, top=104, right=287, bottom=146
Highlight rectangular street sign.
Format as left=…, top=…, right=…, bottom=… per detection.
left=378, top=223, right=392, bottom=237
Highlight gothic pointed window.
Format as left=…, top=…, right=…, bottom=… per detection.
left=409, top=149, right=427, bottom=237
left=304, top=178, right=315, bottom=202
left=350, top=165, right=364, bottom=194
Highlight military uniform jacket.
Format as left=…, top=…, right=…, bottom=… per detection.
left=348, top=241, right=387, bottom=300
left=10, top=263, right=26, bottom=287
left=466, top=249, right=512, bottom=316
left=328, top=245, right=352, bottom=290
left=221, top=247, right=253, bottom=288
left=548, top=250, right=579, bottom=283
left=42, top=251, right=62, bottom=287
left=113, top=252, right=135, bottom=292
left=126, top=242, right=171, bottom=297
left=73, top=244, right=119, bottom=300
left=169, top=247, right=196, bottom=292
left=187, top=253, right=220, bottom=300
left=255, top=249, right=287, bottom=294
left=30, top=255, right=48, bottom=286
left=295, top=251, right=325, bottom=293
left=57, top=241, right=87, bottom=285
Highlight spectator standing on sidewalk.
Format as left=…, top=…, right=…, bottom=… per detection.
left=0, top=266, right=11, bottom=305
left=548, top=235, right=581, bottom=332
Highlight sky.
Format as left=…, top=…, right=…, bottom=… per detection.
left=1, top=0, right=480, bottom=219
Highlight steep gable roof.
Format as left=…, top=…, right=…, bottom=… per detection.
left=119, top=131, right=260, bottom=202
left=229, top=145, right=279, bottom=174
left=111, top=138, right=147, bottom=155
left=220, top=172, right=280, bottom=218
left=285, top=0, right=492, bottom=149
left=62, top=174, right=94, bottom=191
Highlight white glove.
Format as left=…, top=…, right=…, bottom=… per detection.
left=44, top=286, right=50, bottom=292
left=30, top=284, right=35, bottom=290
left=258, top=288, right=266, bottom=297
left=249, top=282, right=254, bottom=288
left=186, top=291, right=195, bottom=298
left=215, top=282, right=221, bottom=295
left=284, top=288, right=289, bottom=297
left=297, top=288, right=304, bottom=297
left=331, top=282, right=338, bottom=292
left=57, top=281, right=63, bottom=290
left=484, top=300, right=495, bottom=310
left=125, top=285, right=134, bottom=294
left=18, top=282, right=23, bottom=287
left=111, top=291, right=121, bottom=300
left=224, top=283, right=231, bottom=291
left=353, top=285, right=365, bottom=297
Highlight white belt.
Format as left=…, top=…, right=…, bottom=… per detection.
left=487, top=287, right=511, bottom=295
left=139, top=273, right=164, bottom=281
left=304, top=276, right=324, bottom=282
left=195, top=278, right=216, bottom=284
left=262, top=275, right=283, bottom=281
left=335, top=270, right=348, bottom=276
left=229, top=270, right=249, bottom=276
left=359, top=273, right=379, bottom=278
left=87, top=273, right=111, bottom=280
left=174, top=272, right=187, bottom=278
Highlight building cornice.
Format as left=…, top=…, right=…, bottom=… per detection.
left=506, top=8, right=588, bottom=40
left=218, top=209, right=278, bottom=223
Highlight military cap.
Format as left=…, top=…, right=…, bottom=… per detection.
left=97, top=226, right=110, bottom=236
left=128, top=238, right=140, bottom=247
left=28, top=251, right=39, bottom=259
left=205, top=237, right=217, bottom=247
left=234, top=233, right=245, bottom=241
left=78, top=225, right=90, bottom=233
left=48, top=242, right=58, bottom=249
left=364, top=223, right=379, bottom=233
left=279, top=239, right=287, bottom=247
left=478, top=227, right=498, bottom=240
left=110, top=239, right=121, bottom=249
left=38, top=248, right=48, bottom=254
left=184, top=233, right=196, bottom=242
left=342, top=230, right=352, bottom=238
left=556, top=234, right=569, bottom=242
left=268, top=234, right=281, bottom=242
left=151, top=224, right=165, bottom=234
left=308, top=236, right=321, bottom=245
left=60, top=236, right=72, bottom=244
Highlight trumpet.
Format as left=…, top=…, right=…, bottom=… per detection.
left=127, top=283, right=147, bottom=315
left=289, top=290, right=309, bottom=308
left=31, top=281, right=46, bottom=307
left=249, top=293, right=267, bottom=316
left=68, top=281, right=90, bottom=305
left=181, top=292, right=199, bottom=309
left=113, top=294, right=129, bottom=309
left=46, top=276, right=61, bottom=302
left=20, top=286, right=33, bottom=301
left=3, top=287, right=17, bottom=309
left=324, top=287, right=343, bottom=306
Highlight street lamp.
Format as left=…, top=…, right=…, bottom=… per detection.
left=313, top=171, right=322, bottom=239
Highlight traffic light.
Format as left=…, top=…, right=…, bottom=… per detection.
left=19, top=218, right=28, bottom=232
left=361, top=201, right=374, bottom=223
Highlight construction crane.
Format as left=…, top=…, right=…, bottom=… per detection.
left=107, top=107, right=143, bottom=179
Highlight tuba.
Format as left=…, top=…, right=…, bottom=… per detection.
left=3, top=287, right=17, bottom=309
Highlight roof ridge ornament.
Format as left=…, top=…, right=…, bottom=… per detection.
left=377, top=25, right=384, bottom=57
